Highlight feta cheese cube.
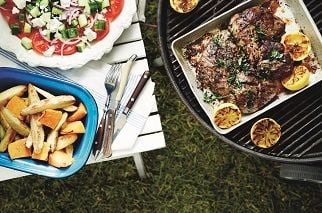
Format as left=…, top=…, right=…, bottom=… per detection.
left=96, top=14, right=105, bottom=20
left=47, top=18, right=62, bottom=33
left=43, top=46, right=55, bottom=57
left=84, top=28, right=97, bottom=42
left=13, top=0, right=26, bottom=9
left=31, top=18, right=46, bottom=28
left=40, top=12, right=51, bottom=23
left=60, top=0, right=71, bottom=8
left=12, top=7, right=20, bottom=14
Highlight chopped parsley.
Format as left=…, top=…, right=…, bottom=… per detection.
left=203, top=91, right=222, bottom=103
left=215, top=58, right=225, bottom=68
left=213, top=35, right=222, bottom=47
left=269, top=49, right=283, bottom=61
left=255, top=26, right=266, bottom=41
left=238, top=55, right=250, bottom=72
left=227, top=72, right=242, bottom=89
left=258, top=69, right=273, bottom=80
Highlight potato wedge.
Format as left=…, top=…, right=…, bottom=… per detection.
left=62, top=105, right=78, bottom=112
left=30, top=114, right=45, bottom=154
left=0, top=124, right=5, bottom=140
left=48, top=150, right=74, bottom=168
left=33, top=85, right=54, bottom=99
left=47, top=112, right=68, bottom=152
left=34, top=86, right=77, bottom=112
left=25, top=133, right=32, bottom=148
left=0, top=111, right=10, bottom=130
left=56, top=134, right=78, bottom=151
left=21, top=95, right=76, bottom=116
left=8, top=138, right=32, bottom=159
left=60, top=121, right=85, bottom=134
left=65, top=144, right=74, bottom=158
left=0, top=106, right=30, bottom=137
left=67, top=103, right=87, bottom=122
left=27, top=84, right=45, bottom=153
left=32, top=142, right=50, bottom=161
left=28, top=84, right=40, bottom=104
left=0, top=85, right=27, bottom=106
left=6, top=96, right=28, bottom=120
left=0, top=127, right=16, bottom=152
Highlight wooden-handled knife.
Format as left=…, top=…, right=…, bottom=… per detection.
left=113, top=70, right=151, bottom=139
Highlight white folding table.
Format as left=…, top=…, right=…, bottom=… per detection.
left=0, top=2, right=165, bottom=181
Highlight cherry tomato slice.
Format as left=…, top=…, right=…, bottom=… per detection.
left=95, top=20, right=110, bottom=41
left=0, top=0, right=17, bottom=23
left=54, top=41, right=77, bottom=55
left=32, top=32, right=50, bottom=54
left=105, top=0, right=124, bottom=22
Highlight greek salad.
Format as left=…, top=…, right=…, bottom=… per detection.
left=0, top=0, right=123, bottom=56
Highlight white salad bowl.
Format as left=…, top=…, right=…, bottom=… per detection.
left=0, top=0, right=137, bottom=70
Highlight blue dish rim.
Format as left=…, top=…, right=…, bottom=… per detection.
left=0, top=67, right=98, bottom=178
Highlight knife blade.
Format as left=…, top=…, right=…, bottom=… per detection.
left=100, top=54, right=137, bottom=159
left=113, top=70, right=151, bottom=139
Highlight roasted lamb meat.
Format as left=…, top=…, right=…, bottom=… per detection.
left=183, top=3, right=292, bottom=114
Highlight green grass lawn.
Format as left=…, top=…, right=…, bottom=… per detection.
left=0, top=1, right=321, bottom=212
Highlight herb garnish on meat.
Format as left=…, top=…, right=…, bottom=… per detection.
left=227, top=71, right=242, bottom=89
left=255, top=26, right=267, bottom=41
left=269, top=49, right=283, bottom=61
left=203, top=91, right=222, bottom=103
left=213, top=35, right=222, bottom=47
left=238, top=55, right=250, bottom=72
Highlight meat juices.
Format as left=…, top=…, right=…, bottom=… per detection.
left=183, top=4, right=293, bottom=114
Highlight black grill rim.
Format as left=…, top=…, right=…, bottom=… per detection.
left=157, top=0, right=322, bottom=163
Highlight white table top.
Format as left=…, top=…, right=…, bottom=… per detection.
left=0, top=8, right=165, bottom=181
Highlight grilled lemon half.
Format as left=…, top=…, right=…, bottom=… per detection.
left=282, top=65, right=310, bottom=91
left=250, top=118, right=281, bottom=148
left=213, top=103, right=241, bottom=129
left=281, top=32, right=311, bottom=61
left=169, top=0, right=199, bottom=13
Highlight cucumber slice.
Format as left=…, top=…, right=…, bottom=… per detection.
left=23, top=22, right=31, bottom=33
left=78, top=14, right=87, bottom=27
left=94, top=20, right=105, bottom=31
left=78, top=0, right=87, bottom=6
left=66, top=28, right=78, bottom=38
left=21, top=37, right=33, bottom=50
left=18, top=13, right=25, bottom=22
left=76, top=42, right=86, bottom=52
left=39, top=0, right=49, bottom=9
left=0, top=0, right=6, bottom=6
left=10, top=24, right=20, bottom=35
left=29, top=6, right=41, bottom=18
left=52, top=7, right=63, bottom=15
left=71, top=19, right=78, bottom=27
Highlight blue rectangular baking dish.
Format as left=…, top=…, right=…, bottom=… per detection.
left=0, top=67, right=98, bottom=178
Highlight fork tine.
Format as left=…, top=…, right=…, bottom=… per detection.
left=111, top=64, right=121, bottom=83
left=105, top=64, right=119, bottom=82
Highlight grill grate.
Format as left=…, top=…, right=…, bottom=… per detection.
left=158, top=0, right=322, bottom=163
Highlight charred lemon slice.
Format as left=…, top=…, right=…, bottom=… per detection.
left=213, top=103, right=241, bottom=129
left=281, top=32, right=311, bottom=61
left=282, top=65, right=310, bottom=91
left=170, top=0, right=199, bottom=13
left=250, top=118, right=281, bottom=148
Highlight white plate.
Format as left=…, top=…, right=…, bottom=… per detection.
left=0, top=0, right=137, bottom=70
left=171, top=0, right=322, bottom=134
